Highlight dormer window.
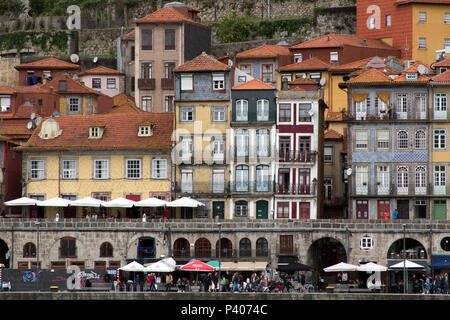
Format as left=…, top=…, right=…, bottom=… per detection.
left=89, top=127, right=104, bottom=139
left=0, top=95, right=11, bottom=113
left=406, top=72, right=418, bottom=81
left=138, top=125, right=152, bottom=137
left=212, top=73, right=225, bottom=90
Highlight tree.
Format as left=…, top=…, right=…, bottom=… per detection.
left=216, top=11, right=252, bottom=43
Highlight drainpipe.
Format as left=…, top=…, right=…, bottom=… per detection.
left=345, top=227, right=349, bottom=262
left=429, top=224, right=433, bottom=264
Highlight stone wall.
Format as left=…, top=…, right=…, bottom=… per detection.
left=0, top=57, right=20, bottom=87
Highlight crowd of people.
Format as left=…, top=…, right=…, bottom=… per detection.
left=411, top=273, right=449, bottom=294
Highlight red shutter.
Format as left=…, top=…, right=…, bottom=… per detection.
left=126, top=195, right=141, bottom=202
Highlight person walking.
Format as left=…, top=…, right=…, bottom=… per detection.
left=232, top=272, right=240, bottom=293
left=165, top=273, right=173, bottom=292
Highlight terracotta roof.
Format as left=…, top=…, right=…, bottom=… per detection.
left=41, top=74, right=101, bottom=95
left=20, top=113, right=174, bottom=150
left=395, top=0, right=450, bottom=5
left=79, top=66, right=123, bottom=76
left=12, top=85, right=53, bottom=94
left=326, top=112, right=346, bottom=122
left=432, top=69, right=450, bottom=83
left=174, top=52, right=230, bottom=72
left=288, top=77, right=318, bottom=85
left=232, top=78, right=276, bottom=90
left=324, top=129, right=343, bottom=139
left=290, top=34, right=397, bottom=50
left=331, top=57, right=378, bottom=72
left=108, top=93, right=142, bottom=114
left=0, top=119, right=34, bottom=136
left=135, top=6, right=207, bottom=27
left=0, top=85, right=16, bottom=95
left=236, top=44, right=290, bottom=59
left=393, top=61, right=432, bottom=82
left=346, top=68, right=392, bottom=84
left=123, top=30, right=135, bottom=39
left=279, top=57, right=332, bottom=72
left=15, top=57, right=80, bottom=70
left=434, top=58, right=450, bottom=68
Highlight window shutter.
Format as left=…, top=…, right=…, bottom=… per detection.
left=181, top=75, right=193, bottom=91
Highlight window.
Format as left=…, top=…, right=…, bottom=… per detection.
left=212, top=169, right=225, bottom=193
left=256, top=238, right=268, bottom=257
left=239, top=238, right=251, bottom=257
left=164, top=62, right=175, bottom=79
left=174, top=238, right=190, bottom=257
left=418, top=37, right=426, bottom=49
left=141, top=29, right=152, bottom=50
left=235, top=201, right=248, bottom=217
left=23, top=243, right=36, bottom=258
left=238, top=76, right=246, bottom=83
left=298, top=103, right=312, bottom=122
left=415, top=130, right=426, bottom=149
left=138, top=126, right=152, bottom=136
left=107, top=78, right=116, bottom=89
left=406, top=73, right=418, bottom=81
left=257, top=129, right=270, bottom=157
left=294, top=53, right=302, bottom=63
left=415, top=166, right=427, bottom=190
left=235, top=165, right=249, bottom=192
left=279, top=104, right=291, bottom=122
left=434, top=129, right=446, bottom=149
left=89, top=127, right=101, bottom=138
left=377, top=130, right=389, bottom=150
left=355, top=165, right=368, bottom=194
left=236, top=100, right=248, bottom=121
left=179, top=136, right=193, bottom=159
left=94, top=261, right=106, bottom=269
left=296, top=73, right=306, bottom=79
left=385, top=14, right=391, bottom=27
left=93, top=159, right=109, bottom=179
left=324, top=145, right=333, bottom=163
left=434, top=165, right=446, bottom=189
left=309, top=53, right=314, bottom=59
left=212, top=73, right=225, bottom=90
left=60, top=237, right=76, bottom=258
left=142, top=96, right=152, bottom=112
left=445, top=13, right=450, bottom=24
left=100, top=242, right=113, bottom=257
left=180, top=107, right=194, bottom=121
left=324, top=178, right=333, bottom=201
left=435, top=93, right=447, bottom=117
left=397, top=130, right=409, bottom=149
left=62, top=159, right=77, bottom=179
left=165, top=29, right=175, bottom=50
left=261, top=64, right=273, bottom=83
left=126, top=159, right=142, bottom=179
left=235, top=129, right=249, bottom=157
left=212, top=107, right=226, bottom=122
left=415, top=93, right=427, bottom=119
left=239, top=64, right=251, bottom=76
left=360, top=237, right=374, bottom=250
left=211, top=138, right=225, bottom=161
left=330, top=52, right=338, bottom=63
left=397, top=166, right=409, bottom=191
left=277, top=202, right=289, bottom=218
left=256, top=165, right=269, bottom=192
left=152, top=159, right=167, bottom=179
left=165, top=96, right=174, bottom=112
left=396, top=93, right=408, bottom=118
left=59, top=80, right=67, bottom=91
left=0, top=95, right=11, bottom=113
left=130, top=46, right=135, bottom=61
left=180, top=74, right=193, bottom=91
left=141, top=62, right=152, bottom=79
left=257, top=99, right=269, bottom=121
left=418, top=11, right=426, bottom=23
left=310, top=72, right=321, bottom=82
left=92, top=78, right=101, bottom=88
left=355, top=130, right=368, bottom=150
left=181, top=170, right=193, bottom=193
left=30, top=159, right=45, bottom=180
left=444, top=39, right=450, bottom=49
left=68, top=97, right=80, bottom=113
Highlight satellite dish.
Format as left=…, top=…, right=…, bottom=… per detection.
left=27, top=121, right=33, bottom=130
left=35, top=117, right=42, bottom=126
left=30, top=112, right=35, bottom=120
left=52, top=111, right=60, bottom=117
left=319, top=77, right=326, bottom=86
left=346, top=168, right=353, bottom=176
left=417, top=65, right=428, bottom=75
left=228, top=59, right=233, bottom=67
left=308, top=109, right=314, bottom=116
left=70, top=53, right=80, bottom=63
left=93, top=57, right=98, bottom=63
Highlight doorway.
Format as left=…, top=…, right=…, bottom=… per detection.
left=0, top=239, right=9, bottom=268
left=356, top=200, right=368, bottom=219
left=377, top=200, right=390, bottom=220
left=256, top=200, right=268, bottom=219
left=397, top=200, right=409, bottom=219
left=213, top=201, right=225, bottom=219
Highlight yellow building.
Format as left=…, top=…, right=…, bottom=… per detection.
left=18, top=113, right=173, bottom=219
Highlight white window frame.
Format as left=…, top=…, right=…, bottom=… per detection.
left=433, top=129, right=446, bottom=150
left=212, top=73, right=225, bottom=91
left=180, top=74, right=193, bottom=91
left=257, top=99, right=269, bottom=121
left=406, top=72, right=418, bottom=81
left=257, top=129, right=270, bottom=157
left=211, top=138, right=225, bottom=161
left=396, top=93, right=408, bottom=119
left=415, top=130, right=426, bottom=149
left=138, top=126, right=151, bottom=136
left=93, top=159, right=109, bottom=180
left=418, top=37, right=426, bottom=49
left=415, top=166, right=427, bottom=195
left=434, top=165, right=446, bottom=195
left=62, top=159, right=77, bottom=180
left=360, top=237, right=374, bottom=250
left=180, top=107, right=194, bottom=122
left=152, top=159, right=167, bottom=179
left=181, top=169, right=193, bottom=193
left=235, top=129, right=249, bottom=157
left=330, top=52, right=338, bottom=63
left=68, top=97, right=80, bottom=113
left=418, top=11, right=426, bottom=23
left=30, top=159, right=45, bottom=180
left=397, top=130, right=409, bottom=149
left=434, top=93, right=447, bottom=119
left=212, top=106, right=226, bottom=122
left=355, top=130, right=368, bottom=150
left=256, top=165, right=269, bottom=192
left=385, top=14, right=391, bottom=27
left=235, top=165, right=249, bottom=192
left=376, top=130, right=389, bottom=150
left=445, top=13, right=450, bottom=24
left=355, top=165, right=368, bottom=195
left=107, top=78, right=116, bottom=89
left=397, top=166, right=409, bottom=195
left=212, top=169, right=225, bottom=193
left=0, top=95, right=11, bottom=113
left=324, top=145, right=333, bottom=163
left=236, top=99, right=248, bottom=122
left=377, top=165, right=390, bottom=195
left=310, top=72, right=321, bottom=82
left=126, top=159, right=142, bottom=179
left=89, top=127, right=101, bottom=138
left=294, top=54, right=302, bottom=63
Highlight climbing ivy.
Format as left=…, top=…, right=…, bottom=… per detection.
left=0, top=31, right=68, bottom=53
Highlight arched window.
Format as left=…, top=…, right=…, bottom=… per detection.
left=256, top=165, right=270, bottom=191
left=216, top=238, right=233, bottom=258
left=100, top=242, right=113, bottom=257
left=415, top=130, right=426, bottom=149
left=173, top=238, right=190, bottom=258
left=195, top=238, right=211, bottom=258
left=60, top=237, right=77, bottom=258
left=239, top=238, right=251, bottom=257
left=397, top=166, right=409, bottom=190
left=415, top=166, right=426, bottom=189
left=235, top=165, right=249, bottom=192
left=23, top=242, right=36, bottom=258
left=397, top=130, right=408, bottom=149
left=236, top=100, right=248, bottom=121
left=257, top=99, right=269, bottom=121
left=235, top=200, right=248, bottom=217
left=256, top=238, right=269, bottom=257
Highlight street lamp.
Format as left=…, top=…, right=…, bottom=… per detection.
left=35, top=220, right=40, bottom=292
left=218, top=222, right=222, bottom=291
left=403, top=223, right=407, bottom=294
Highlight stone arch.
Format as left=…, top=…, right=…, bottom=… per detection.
left=173, top=238, right=190, bottom=258
left=195, top=237, right=211, bottom=258
left=215, top=237, right=233, bottom=258
left=255, top=237, right=269, bottom=257
left=387, top=238, right=427, bottom=260
left=239, top=237, right=252, bottom=257
left=0, top=238, right=9, bottom=268
left=307, top=237, right=347, bottom=275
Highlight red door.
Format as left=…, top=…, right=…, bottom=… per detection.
left=378, top=200, right=390, bottom=220
left=356, top=200, right=368, bottom=219
left=299, top=202, right=310, bottom=219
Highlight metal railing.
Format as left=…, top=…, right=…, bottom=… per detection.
left=278, top=151, right=316, bottom=163
left=173, top=248, right=271, bottom=260
left=275, top=183, right=315, bottom=195
left=138, top=78, right=156, bottom=90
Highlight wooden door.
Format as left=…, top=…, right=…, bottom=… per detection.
left=356, top=200, right=368, bottom=219
left=377, top=200, right=390, bottom=220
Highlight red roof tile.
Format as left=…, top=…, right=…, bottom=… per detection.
left=123, top=30, right=135, bottom=39
left=20, top=113, right=174, bottom=150
left=232, top=78, right=276, bottom=90
left=290, top=33, right=397, bottom=50
left=108, top=93, right=142, bottom=114
left=41, top=74, right=101, bottom=95
left=79, top=66, right=123, bottom=76
left=236, top=44, right=290, bottom=59
left=288, top=77, right=318, bottom=85
left=279, top=57, right=332, bottom=71
left=432, top=69, right=450, bottom=83
left=393, top=61, right=432, bottom=82
left=174, top=52, right=230, bottom=72
left=324, top=129, right=343, bottom=139
left=346, top=68, right=392, bottom=84
left=15, top=57, right=80, bottom=70
left=395, top=0, right=450, bottom=5
left=0, top=85, right=16, bottom=95
left=0, top=119, right=34, bottom=136
left=135, top=6, right=207, bottom=27
left=433, top=58, right=450, bottom=68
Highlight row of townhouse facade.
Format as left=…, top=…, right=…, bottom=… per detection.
left=343, top=62, right=450, bottom=220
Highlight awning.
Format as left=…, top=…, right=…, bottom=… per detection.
left=70, top=197, right=105, bottom=207
left=4, top=197, right=42, bottom=206
left=430, top=255, right=450, bottom=269
left=37, top=197, right=72, bottom=207
left=351, top=92, right=368, bottom=102
left=277, top=262, right=314, bottom=273
left=102, top=197, right=135, bottom=208
left=219, top=261, right=268, bottom=271
left=134, top=197, right=167, bottom=207
left=166, top=197, right=205, bottom=208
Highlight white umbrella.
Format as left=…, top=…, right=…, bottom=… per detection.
left=143, top=260, right=175, bottom=273
left=134, top=197, right=167, bottom=207
left=357, top=262, right=388, bottom=272
left=389, top=260, right=425, bottom=269
left=324, top=262, right=358, bottom=272
left=70, top=197, right=106, bottom=207
left=119, top=261, right=145, bottom=272
left=37, top=197, right=72, bottom=207
left=161, top=257, right=176, bottom=267
left=166, top=197, right=205, bottom=208
left=102, top=197, right=136, bottom=208
left=4, top=197, right=42, bottom=206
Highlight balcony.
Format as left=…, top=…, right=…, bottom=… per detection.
left=278, top=151, right=316, bottom=163
left=161, top=78, right=174, bottom=90
left=173, top=248, right=271, bottom=261
left=351, top=183, right=431, bottom=197
left=138, top=78, right=155, bottom=90
left=231, top=181, right=274, bottom=193
left=177, top=183, right=229, bottom=195
left=275, top=183, right=315, bottom=195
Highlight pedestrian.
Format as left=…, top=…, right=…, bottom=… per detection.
left=163, top=209, right=169, bottom=219
left=149, top=273, right=156, bottom=291
left=232, top=272, right=240, bottom=292
left=392, top=208, right=398, bottom=220
left=300, top=272, right=306, bottom=293
left=383, top=211, right=389, bottom=220
left=221, top=275, right=228, bottom=292
left=165, top=273, right=173, bottom=292
left=342, top=272, right=348, bottom=284
left=337, top=272, right=342, bottom=284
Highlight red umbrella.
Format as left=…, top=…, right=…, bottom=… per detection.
left=180, top=260, right=215, bottom=271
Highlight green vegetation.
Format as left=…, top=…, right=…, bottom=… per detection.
left=0, top=31, right=68, bottom=53
left=0, top=0, right=25, bottom=18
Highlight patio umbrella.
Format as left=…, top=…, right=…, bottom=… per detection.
left=206, top=260, right=221, bottom=269
left=37, top=197, right=72, bottom=207
left=389, top=260, right=425, bottom=270
left=324, top=262, right=358, bottom=272
left=134, top=197, right=167, bottom=207
left=4, top=197, right=42, bottom=206
left=143, top=260, right=175, bottom=273
left=166, top=197, right=205, bottom=208
left=70, top=197, right=105, bottom=207
left=102, top=197, right=136, bottom=208
left=119, top=261, right=145, bottom=272
left=181, top=260, right=214, bottom=271
left=356, top=262, right=388, bottom=272
left=161, top=257, right=176, bottom=267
